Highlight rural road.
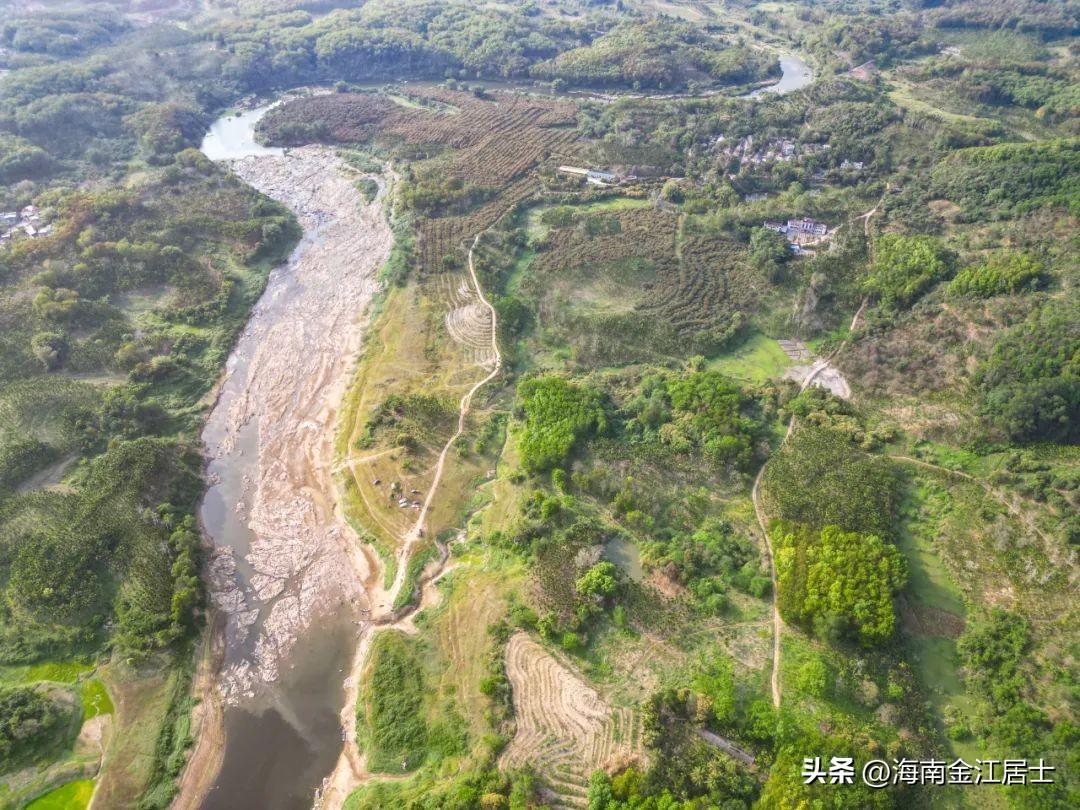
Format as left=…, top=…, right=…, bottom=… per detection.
left=750, top=191, right=882, bottom=707
left=323, top=233, right=501, bottom=807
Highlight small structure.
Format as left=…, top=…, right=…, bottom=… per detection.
left=557, top=165, right=589, bottom=178
left=786, top=217, right=827, bottom=237
left=557, top=165, right=626, bottom=186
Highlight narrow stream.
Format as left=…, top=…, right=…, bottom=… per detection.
left=196, top=107, right=386, bottom=809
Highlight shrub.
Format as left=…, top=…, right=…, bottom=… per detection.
left=975, top=300, right=1079, bottom=444
left=760, top=426, right=900, bottom=539
left=517, top=377, right=607, bottom=472
left=772, top=521, right=907, bottom=646
left=357, top=632, right=429, bottom=772
left=948, top=252, right=1046, bottom=298
left=0, top=686, right=67, bottom=770
left=864, top=234, right=954, bottom=309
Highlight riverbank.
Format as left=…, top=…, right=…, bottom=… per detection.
left=178, top=141, right=393, bottom=808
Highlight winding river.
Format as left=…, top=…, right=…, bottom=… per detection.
left=184, top=59, right=818, bottom=805
left=744, top=54, right=814, bottom=98
left=189, top=108, right=392, bottom=809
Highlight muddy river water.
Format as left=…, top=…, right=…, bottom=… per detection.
left=194, top=108, right=391, bottom=809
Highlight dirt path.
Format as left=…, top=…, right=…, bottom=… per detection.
left=753, top=235, right=875, bottom=708
left=320, top=233, right=501, bottom=808
left=384, top=234, right=502, bottom=602
left=696, top=728, right=755, bottom=767
left=889, top=455, right=1058, bottom=550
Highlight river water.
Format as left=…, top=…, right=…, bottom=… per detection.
left=196, top=106, right=387, bottom=809
left=743, top=55, right=813, bottom=98
left=199, top=106, right=284, bottom=161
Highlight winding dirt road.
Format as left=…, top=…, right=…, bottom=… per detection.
left=321, top=233, right=501, bottom=808
left=750, top=192, right=882, bottom=707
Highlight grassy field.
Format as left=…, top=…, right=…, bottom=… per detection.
left=334, top=278, right=501, bottom=577
left=80, top=680, right=113, bottom=721
left=887, top=78, right=995, bottom=128
left=708, top=332, right=792, bottom=383
left=0, top=662, right=92, bottom=686
left=25, top=779, right=95, bottom=810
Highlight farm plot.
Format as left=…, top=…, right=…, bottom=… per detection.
left=284, top=85, right=593, bottom=577
left=500, top=633, right=645, bottom=809
left=262, top=86, right=587, bottom=275
left=521, top=207, right=758, bottom=362
left=640, top=234, right=755, bottom=340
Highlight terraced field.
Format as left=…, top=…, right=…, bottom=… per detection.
left=524, top=206, right=758, bottom=359
left=260, top=86, right=587, bottom=274
left=500, top=633, right=645, bottom=808
left=641, top=233, right=754, bottom=339
left=440, top=273, right=497, bottom=367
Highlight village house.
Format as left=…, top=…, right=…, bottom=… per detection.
left=557, top=165, right=626, bottom=186
left=787, top=217, right=828, bottom=236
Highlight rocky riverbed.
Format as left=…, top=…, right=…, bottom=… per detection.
left=203, top=146, right=392, bottom=702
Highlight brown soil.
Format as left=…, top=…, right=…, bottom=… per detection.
left=500, top=633, right=645, bottom=808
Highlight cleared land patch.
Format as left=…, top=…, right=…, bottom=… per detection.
left=500, top=632, right=645, bottom=808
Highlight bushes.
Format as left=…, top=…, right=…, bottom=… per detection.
left=975, top=300, right=1079, bottom=444
left=664, top=371, right=758, bottom=467
left=640, top=518, right=764, bottom=612
left=748, top=226, right=790, bottom=282
left=517, top=377, right=607, bottom=473
left=9, top=527, right=104, bottom=620
left=0, top=134, right=54, bottom=183
left=772, top=521, right=907, bottom=646
left=0, top=436, right=58, bottom=494
left=530, top=19, right=771, bottom=90
left=0, top=686, right=69, bottom=771
left=955, top=609, right=1076, bottom=805
left=760, top=425, right=900, bottom=539
left=929, top=139, right=1080, bottom=221
left=948, top=252, right=1046, bottom=298
left=957, top=609, right=1030, bottom=713
left=357, top=631, right=430, bottom=772
left=621, top=369, right=762, bottom=471
left=363, top=392, right=456, bottom=451
left=863, top=234, right=955, bottom=309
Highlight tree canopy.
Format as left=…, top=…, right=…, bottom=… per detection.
left=517, top=376, right=607, bottom=473
left=773, top=521, right=907, bottom=646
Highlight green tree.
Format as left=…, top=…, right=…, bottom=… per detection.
left=864, top=234, right=954, bottom=309
left=749, top=226, right=790, bottom=282
left=576, top=561, right=618, bottom=600
left=948, top=252, right=1046, bottom=298
left=773, top=521, right=907, bottom=646
left=517, top=377, right=607, bottom=472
